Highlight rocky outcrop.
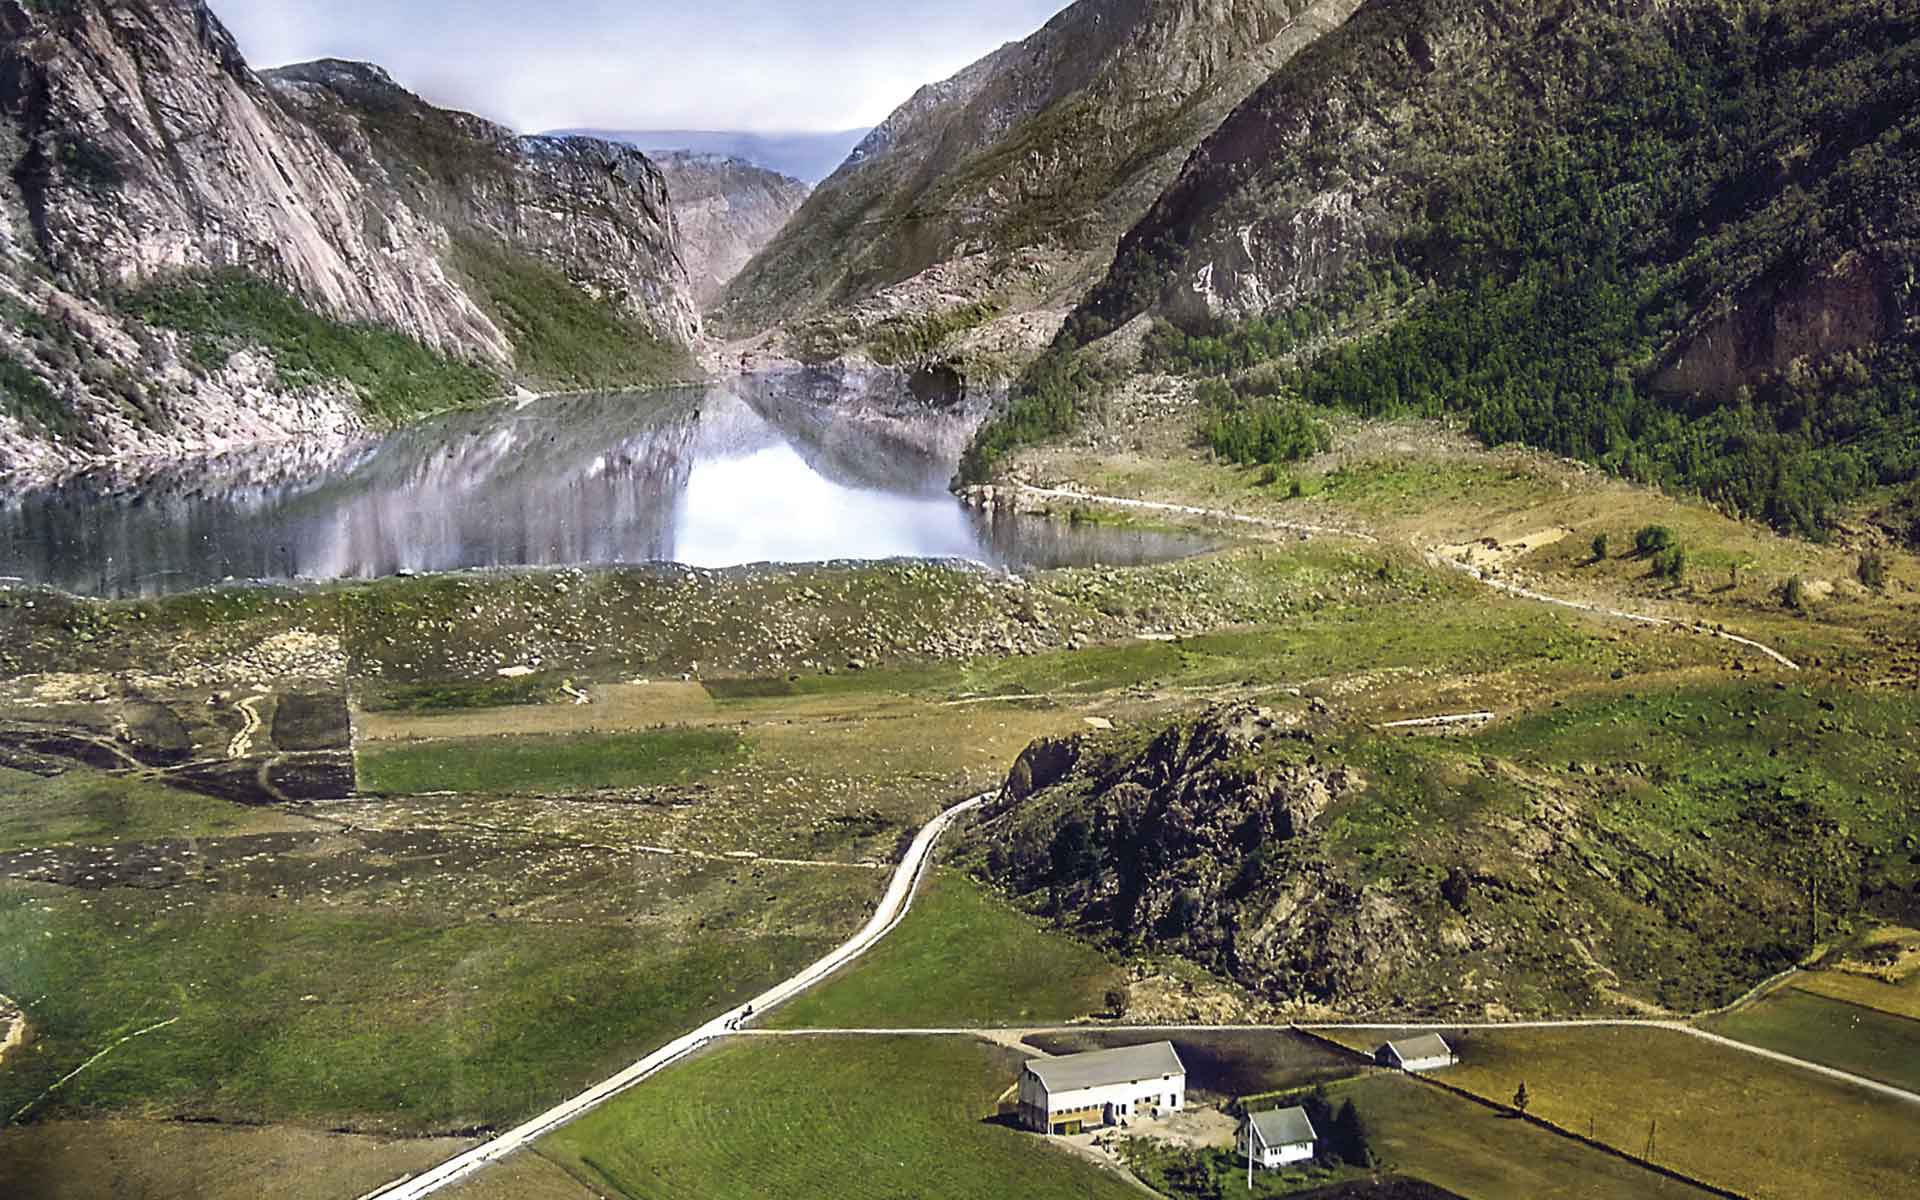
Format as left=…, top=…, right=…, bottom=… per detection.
left=717, top=0, right=1362, bottom=341
left=0, top=2, right=699, bottom=476
left=960, top=700, right=1882, bottom=1016
left=651, top=153, right=809, bottom=309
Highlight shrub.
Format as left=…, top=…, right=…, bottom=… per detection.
left=1783, top=577, right=1808, bottom=611
left=1591, top=532, right=1610, bottom=562
left=1198, top=379, right=1333, bottom=467
left=1652, top=546, right=1688, bottom=582
left=1634, top=525, right=1677, bottom=557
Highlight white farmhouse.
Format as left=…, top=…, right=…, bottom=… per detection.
left=1240, top=1106, right=1318, bottom=1168
left=1017, top=1041, right=1186, bottom=1135
left=1375, top=1033, right=1457, bottom=1072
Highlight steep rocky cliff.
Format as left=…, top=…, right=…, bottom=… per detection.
left=650, top=153, right=809, bottom=309
left=961, top=703, right=1903, bottom=1017
left=263, top=59, right=699, bottom=349
left=0, top=1, right=699, bottom=477
left=717, top=0, right=1361, bottom=354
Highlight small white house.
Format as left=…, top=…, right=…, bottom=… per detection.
left=1017, top=1041, right=1186, bottom=1135
left=1241, top=1106, right=1318, bottom=1168
left=1376, top=1033, right=1457, bottom=1072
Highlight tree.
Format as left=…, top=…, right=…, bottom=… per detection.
left=1653, top=545, right=1688, bottom=583
left=1303, top=1086, right=1336, bottom=1147
left=1858, top=550, right=1889, bottom=591
left=1591, top=532, right=1610, bottom=563
left=1332, top=1099, right=1374, bottom=1166
left=1783, top=577, right=1808, bottom=612
left=1513, top=1082, right=1532, bottom=1115
left=1441, top=866, right=1472, bottom=912
left=1104, top=986, right=1132, bottom=1019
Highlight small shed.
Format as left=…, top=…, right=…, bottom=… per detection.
left=1240, top=1105, right=1317, bottom=1168
left=1376, top=1033, right=1457, bottom=1072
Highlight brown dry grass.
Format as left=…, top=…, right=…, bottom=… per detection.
left=0, top=1120, right=472, bottom=1200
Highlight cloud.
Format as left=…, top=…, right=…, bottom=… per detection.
left=213, top=0, right=1071, bottom=132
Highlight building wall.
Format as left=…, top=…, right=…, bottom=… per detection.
left=1398, top=1054, right=1455, bottom=1072
left=1241, top=1132, right=1314, bottom=1168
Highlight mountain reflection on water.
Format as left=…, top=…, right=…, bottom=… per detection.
left=0, top=374, right=1213, bottom=597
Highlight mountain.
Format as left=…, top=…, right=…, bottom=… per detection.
left=650, top=153, right=811, bottom=309
left=547, top=129, right=870, bottom=185
left=1052, top=0, right=1920, bottom=535
left=715, top=0, right=1363, bottom=354
left=0, top=2, right=700, bottom=478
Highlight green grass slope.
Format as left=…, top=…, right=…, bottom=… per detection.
left=541, top=1036, right=1142, bottom=1200
left=765, top=869, right=1123, bottom=1029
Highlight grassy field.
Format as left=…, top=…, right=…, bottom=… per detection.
left=0, top=1119, right=473, bottom=1200
left=1791, top=970, right=1920, bottom=1021
left=1708, top=986, right=1920, bottom=1093
left=1338, top=1074, right=1710, bottom=1200
left=540, top=1036, right=1142, bottom=1200
left=0, top=767, right=326, bottom=853
left=356, top=728, right=746, bottom=795
left=1334, top=1026, right=1920, bottom=1199
left=766, top=870, right=1123, bottom=1029
left=0, top=852, right=878, bottom=1133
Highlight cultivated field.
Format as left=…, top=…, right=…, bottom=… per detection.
left=0, top=1120, right=473, bottom=1200
left=1708, top=986, right=1920, bottom=1093
left=1338, top=1073, right=1711, bottom=1200
left=1328, top=1025, right=1920, bottom=1200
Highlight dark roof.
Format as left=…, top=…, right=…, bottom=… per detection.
left=1383, top=1033, right=1454, bottom=1062
left=1024, top=1042, right=1185, bottom=1093
left=1248, top=1106, right=1317, bottom=1148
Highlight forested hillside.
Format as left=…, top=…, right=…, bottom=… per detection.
left=982, top=0, right=1918, bottom=537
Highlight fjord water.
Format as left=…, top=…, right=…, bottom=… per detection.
left=0, top=376, right=1210, bottom=598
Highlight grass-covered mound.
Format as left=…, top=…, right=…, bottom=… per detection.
left=960, top=684, right=1920, bottom=1017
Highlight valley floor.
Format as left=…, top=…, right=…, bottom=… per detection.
left=1, top=407, right=1916, bottom=1198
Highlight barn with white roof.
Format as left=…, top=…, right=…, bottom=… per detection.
left=1016, top=1041, right=1187, bottom=1135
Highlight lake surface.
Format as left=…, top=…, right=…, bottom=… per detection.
left=0, top=374, right=1212, bottom=597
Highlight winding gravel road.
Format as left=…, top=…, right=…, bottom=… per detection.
left=360, top=792, right=992, bottom=1200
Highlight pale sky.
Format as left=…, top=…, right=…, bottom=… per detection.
left=214, top=0, right=1073, bottom=134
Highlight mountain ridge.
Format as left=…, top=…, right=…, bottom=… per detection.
left=716, top=0, right=1363, bottom=358
left=0, top=2, right=700, bottom=477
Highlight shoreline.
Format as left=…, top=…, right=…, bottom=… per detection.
left=0, top=372, right=720, bottom=493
